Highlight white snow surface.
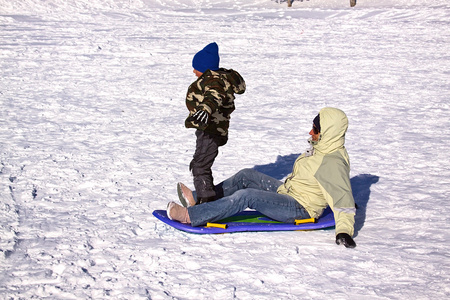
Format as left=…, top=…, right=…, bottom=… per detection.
left=1, top=0, right=449, bottom=299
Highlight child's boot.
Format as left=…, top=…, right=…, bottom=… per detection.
left=197, top=196, right=215, bottom=204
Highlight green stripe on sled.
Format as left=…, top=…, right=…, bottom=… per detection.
left=218, top=214, right=282, bottom=224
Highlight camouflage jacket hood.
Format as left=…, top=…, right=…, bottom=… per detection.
left=185, top=68, right=246, bottom=136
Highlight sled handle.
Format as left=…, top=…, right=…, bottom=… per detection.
left=206, top=222, right=228, bottom=229
left=295, top=218, right=317, bottom=225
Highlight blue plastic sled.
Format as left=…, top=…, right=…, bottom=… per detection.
left=153, top=207, right=335, bottom=234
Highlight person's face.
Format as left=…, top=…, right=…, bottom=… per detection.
left=193, top=69, right=203, bottom=77
left=309, top=125, right=320, bottom=141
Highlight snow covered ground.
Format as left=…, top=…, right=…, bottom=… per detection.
left=1, top=0, right=449, bottom=299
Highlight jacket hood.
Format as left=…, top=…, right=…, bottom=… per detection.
left=210, top=68, right=246, bottom=95
left=313, top=107, right=348, bottom=154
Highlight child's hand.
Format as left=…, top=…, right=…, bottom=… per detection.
left=188, top=110, right=210, bottom=126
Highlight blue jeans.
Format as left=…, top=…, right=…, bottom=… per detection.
left=188, top=168, right=310, bottom=226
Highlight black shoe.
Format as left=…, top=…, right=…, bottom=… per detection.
left=197, top=196, right=215, bottom=204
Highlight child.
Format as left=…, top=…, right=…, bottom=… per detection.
left=181, top=42, right=246, bottom=205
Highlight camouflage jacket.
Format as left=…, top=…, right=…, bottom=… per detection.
left=185, top=68, right=246, bottom=136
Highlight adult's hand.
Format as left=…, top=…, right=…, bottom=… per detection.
left=336, top=233, right=356, bottom=248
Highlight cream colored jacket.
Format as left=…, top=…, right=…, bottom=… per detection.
left=277, top=108, right=356, bottom=236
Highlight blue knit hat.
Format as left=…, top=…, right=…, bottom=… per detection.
left=192, top=42, right=220, bottom=73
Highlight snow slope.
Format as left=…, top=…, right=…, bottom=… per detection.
left=1, top=0, right=449, bottom=299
